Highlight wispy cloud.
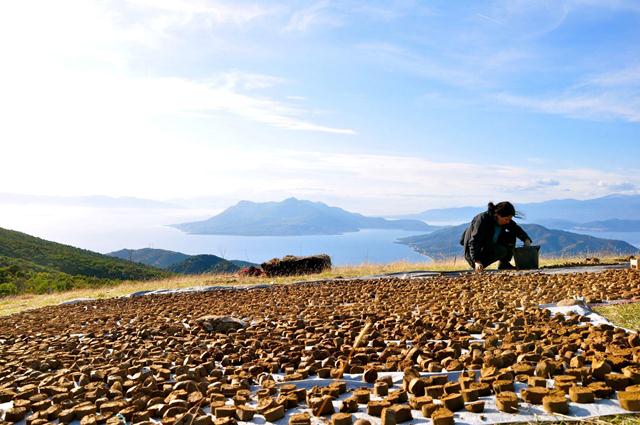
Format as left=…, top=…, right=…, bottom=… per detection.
left=284, top=0, right=341, bottom=32
left=494, top=63, right=640, bottom=123
left=357, top=42, right=486, bottom=89
left=495, top=92, right=640, bottom=122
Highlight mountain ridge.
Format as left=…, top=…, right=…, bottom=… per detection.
left=174, top=197, right=438, bottom=236
left=107, top=248, right=256, bottom=274
left=397, top=194, right=640, bottom=224
left=397, top=223, right=638, bottom=260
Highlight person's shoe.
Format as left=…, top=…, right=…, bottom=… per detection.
left=498, top=262, right=516, bottom=270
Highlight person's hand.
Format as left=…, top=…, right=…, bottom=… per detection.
left=474, top=262, right=484, bottom=273
left=524, top=239, right=532, bottom=247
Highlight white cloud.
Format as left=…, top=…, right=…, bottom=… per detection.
left=2, top=140, right=638, bottom=215
left=495, top=89, right=640, bottom=123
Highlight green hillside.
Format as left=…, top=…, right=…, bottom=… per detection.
left=107, top=248, right=256, bottom=272
left=0, top=227, right=169, bottom=296
left=108, top=248, right=190, bottom=268
left=167, top=255, right=241, bottom=274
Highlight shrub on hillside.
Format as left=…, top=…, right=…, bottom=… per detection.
left=0, top=283, right=17, bottom=296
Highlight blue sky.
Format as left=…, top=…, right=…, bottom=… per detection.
left=1, top=0, right=639, bottom=215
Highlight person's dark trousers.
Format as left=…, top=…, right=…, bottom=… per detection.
left=465, top=243, right=515, bottom=269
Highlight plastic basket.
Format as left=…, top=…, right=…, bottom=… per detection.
left=514, top=245, right=540, bottom=270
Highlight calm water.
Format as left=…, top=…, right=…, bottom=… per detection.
left=0, top=205, right=429, bottom=265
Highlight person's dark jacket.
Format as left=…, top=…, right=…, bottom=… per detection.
left=459, top=210, right=530, bottom=264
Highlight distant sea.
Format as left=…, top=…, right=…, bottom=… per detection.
left=0, top=205, right=429, bottom=266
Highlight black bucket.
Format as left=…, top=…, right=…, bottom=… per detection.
left=514, top=245, right=540, bottom=270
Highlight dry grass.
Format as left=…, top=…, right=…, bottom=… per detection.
left=595, top=302, right=640, bottom=331
left=0, top=255, right=628, bottom=317
left=520, top=415, right=640, bottom=424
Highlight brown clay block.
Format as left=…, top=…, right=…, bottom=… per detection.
left=623, top=366, right=640, bottom=384
left=289, top=412, right=311, bottom=425
left=618, top=392, right=640, bottom=412
left=425, top=385, right=444, bottom=398
left=626, top=385, right=640, bottom=393
left=318, top=368, right=331, bottom=378
left=330, top=381, right=348, bottom=395
left=386, top=390, right=408, bottom=404
left=408, top=378, right=425, bottom=396
left=569, top=386, right=595, bottom=403
left=408, top=395, right=432, bottom=410
left=367, top=400, right=391, bottom=417
left=331, top=412, right=353, bottom=425
left=380, top=407, right=396, bottom=425
left=213, top=417, right=236, bottom=425
left=528, top=376, right=547, bottom=388
left=430, top=375, right=448, bottom=386
left=257, top=398, right=277, bottom=415
left=430, top=407, right=454, bottom=425
left=469, top=382, right=491, bottom=397
left=442, top=393, right=464, bottom=412
left=555, top=375, right=578, bottom=384
left=363, top=369, right=378, bottom=384
left=461, top=389, right=478, bottom=402
left=294, top=388, right=307, bottom=402
left=587, top=382, right=613, bottom=399
left=58, top=408, right=76, bottom=424
left=521, top=387, right=549, bottom=405
left=493, top=380, right=515, bottom=393
left=555, top=382, right=573, bottom=394
left=444, top=382, right=461, bottom=395
left=5, top=407, right=28, bottom=422
left=352, top=389, right=370, bottom=404
left=496, top=392, right=519, bottom=413
left=379, top=375, right=394, bottom=387
left=465, top=401, right=485, bottom=413
left=374, top=381, right=389, bottom=397
left=389, top=404, right=412, bottom=423
left=421, top=402, right=438, bottom=418
left=236, top=405, right=255, bottom=421
left=215, top=406, right=237, bottom=419
left=264, top=404, right=285, bottom=422
left=605, top=373, right=630, bottom=391
left=311, top=395, right=335, bottom=417
left=353, top=420, right=371, bottom=425
left=75, top=405, right=98, bottom=419
left=340, top=397, right=359, bottom=413
left=279, top=383, right=297, bottom=394
left=543, top=393, right=569, bottom=414
left=591, top=359, right=612, bottom=380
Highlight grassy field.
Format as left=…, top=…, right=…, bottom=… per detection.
left=595, top=302, right=640, bottom=331
left=0, top=255, right=632, bottom=317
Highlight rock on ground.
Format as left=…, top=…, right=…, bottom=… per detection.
left=261, top=254, right=331, bottom=277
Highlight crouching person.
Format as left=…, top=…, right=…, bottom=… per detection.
left=460, top=201, right=532, bottom=272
